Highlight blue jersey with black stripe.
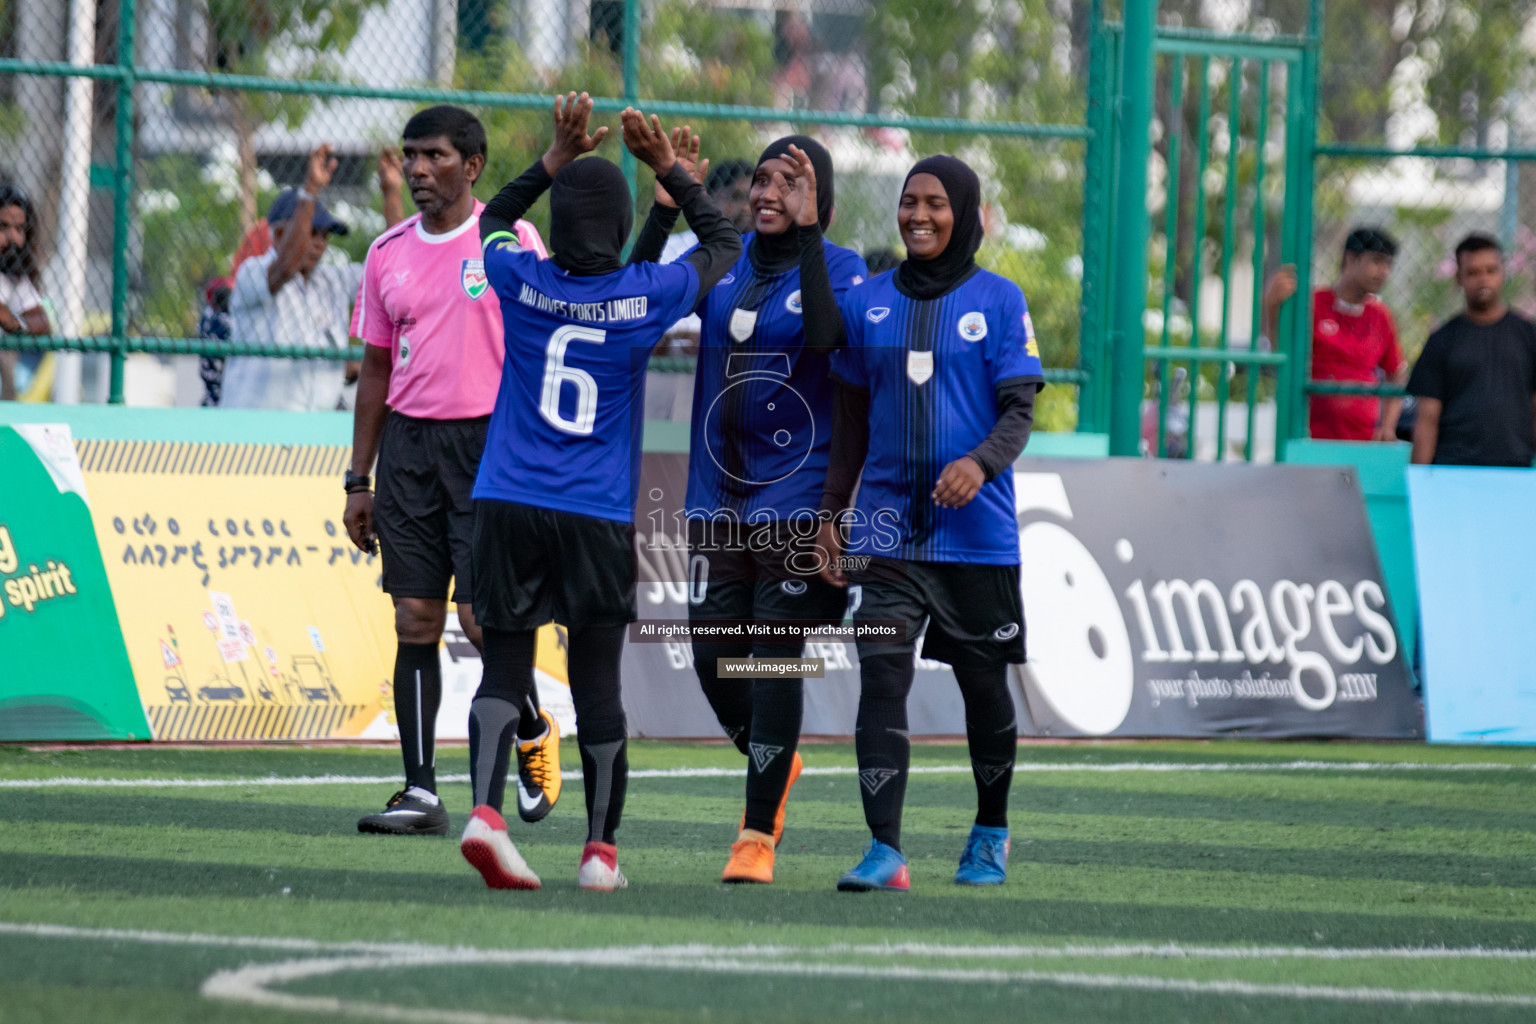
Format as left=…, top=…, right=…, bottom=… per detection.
left=685, top=236, right=868, bottom=523
left=832, top=268, right=1044, bottom=564
left=474, top=237, right=700, bottom=523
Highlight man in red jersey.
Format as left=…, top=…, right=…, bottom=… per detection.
left=1263, top=227, right=1407, bottom=441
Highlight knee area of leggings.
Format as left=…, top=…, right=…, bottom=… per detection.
left=574, top=710, right=627, bottom=746
left=860, top=652, right=916, bottom=701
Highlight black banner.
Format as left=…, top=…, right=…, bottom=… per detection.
left=621, top=454, right=1421, bottom=739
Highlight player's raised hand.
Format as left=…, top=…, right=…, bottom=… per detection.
left=654, top=126, right=707, bottom=209
left=932, top=456, right=985, bottom=509
left=543, top=92, right=608, bottom=176
left=621, top=108, right=677, bottom=176
left=783, top=143, right=819, bottom=227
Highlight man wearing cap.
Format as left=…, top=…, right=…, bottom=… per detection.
left=222, top=144, right=389, bottom=411
left=1262, top=226, right=1408, bottom=441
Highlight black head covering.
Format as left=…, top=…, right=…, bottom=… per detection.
left=894, top=154, right=984, bottom=301
left=550, top=157, right=632, bottom=276
left=750, top=135, right=835, bottom=273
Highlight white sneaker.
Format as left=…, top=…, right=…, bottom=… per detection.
left=578, top=841, right=628, bottom=891
left=460, top=805, right=541, bottom=890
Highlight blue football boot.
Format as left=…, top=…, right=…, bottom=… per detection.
left=836, top=839, right=910, bottom=892
left=954, top=824, right=1009, bottom=885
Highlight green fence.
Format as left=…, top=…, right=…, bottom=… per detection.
left=0, top=0, right=1094, bottom=414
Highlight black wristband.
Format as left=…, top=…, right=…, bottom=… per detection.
left=344, top=471, right=370, bottom=493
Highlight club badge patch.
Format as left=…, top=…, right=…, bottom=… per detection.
left=398, top=334, right=411, bottom=367
left=461, top=259, right=488, bottom=300
left=867, top=307, right=891, bottom=324
left=906, top=350, right=934, bottom=386
left=785, top=290, right=803, bottom=314
left=958, top=311, right=987, bottom=342
left=729, top=308, right=758, bottom=343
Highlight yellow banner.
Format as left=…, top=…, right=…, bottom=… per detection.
left=80, top=440, right=567, bottom=741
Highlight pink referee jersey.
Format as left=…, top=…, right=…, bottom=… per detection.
left=351, top=203, right=546, bottom=419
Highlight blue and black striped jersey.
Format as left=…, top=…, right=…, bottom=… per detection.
left=833, top=268, right=1044, bottom=564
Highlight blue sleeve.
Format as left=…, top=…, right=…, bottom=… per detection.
left=658, top=261, right=701, bottom=325
left=483, top=236, right=535, bottom=301
left=988, top=286, right=1045, bottom=386
left=831, top=288, right=869, bottom=387
left=829, top=247, right=870, bottom=299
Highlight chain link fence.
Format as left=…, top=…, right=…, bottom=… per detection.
left=0, top=0, right=1091, bottom=413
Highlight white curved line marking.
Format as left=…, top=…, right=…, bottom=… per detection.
left=2, top=922, right=1534, bottom=1017
left=1, top=759, right=1527, bottom=789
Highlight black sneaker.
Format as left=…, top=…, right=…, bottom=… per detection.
left=357, top=787, right=449, bottom=836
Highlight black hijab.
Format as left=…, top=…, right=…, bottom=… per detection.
left=894, top=154, right=983, bottom=301
left=550, top=157, right=633, bottom=276
left=750, top=135, right=834, bottom=274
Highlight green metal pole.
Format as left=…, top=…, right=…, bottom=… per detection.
left=1076, top=0, right=1107, bottom=433
left=1108, top=0, right=1158, bottom=457
left=108, top=0, right=136, bottom=404
left=621, top=0, right=641, bottom=201
left=1155, top=57, right=1182, bottom=459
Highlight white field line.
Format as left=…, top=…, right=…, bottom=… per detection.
left=5, top=921, right=1536, bottom=1018
left=0, top=759, right=1529, bottom=790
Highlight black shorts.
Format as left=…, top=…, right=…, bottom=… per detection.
left=374, top=413, right=488, bottom=603
left=473, top=499, right=637, bottom=631
left=850, top=557, right=1025, bottom=668
left=685, top=518, right=848, bottom=635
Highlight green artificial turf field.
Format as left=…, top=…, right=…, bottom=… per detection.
left=1, top=739, right=1533, bottom=1023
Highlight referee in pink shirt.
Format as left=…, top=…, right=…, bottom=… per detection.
left=345, top=106, right=561, bottom=836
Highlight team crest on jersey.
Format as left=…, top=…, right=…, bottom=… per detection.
left=785, top=290, right=803, bottom=315
left=851, top=275, right=864, bottom=285
left=867, top=307, right=891, bottom=324
left=729, top=308, right=758, bottom=342
left=461, top=259, right=488, bottom=300
left=398, top=334, right=412, bottom=367
left=958, top=311, right=987, bottom=342
left=906, top=350, right=934, bottom=386
left=1023, top=311, right=1040, bottom=357
left=1319, top=319, right=1340, bottom=337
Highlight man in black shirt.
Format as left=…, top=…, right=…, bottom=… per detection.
left=1408, top=234, right=1536, bottom=467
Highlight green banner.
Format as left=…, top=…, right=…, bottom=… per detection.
left=0, top=425, right=148, bottom=740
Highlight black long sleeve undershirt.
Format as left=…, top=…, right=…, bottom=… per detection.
left=479, top=159, right=554, bottom=244
left=966, top=379, right=1041, bottom=481
left=795, top=224, right=845, bottom=352
left=819, top=379, right=870, bottom=516
left=628, top=203, right=681, bottom=266
left=660, top=163, right=742, bottom=299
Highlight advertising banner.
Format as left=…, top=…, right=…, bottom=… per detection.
left=1408, top=466, right=1536, bottom=744
left=0, top=426, right=149, bottom=740
left=77, top=437, right=569, bottom=742
left=624, top=454, right=1420, bottom=740
left=1015, top=459, right=1420, bottom=737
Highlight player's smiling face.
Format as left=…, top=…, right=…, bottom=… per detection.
left=750, top=157, right=803, bottom=236
left=402, top=134, right=481, bottom=219
left=899, top=173, right=953, bottom=259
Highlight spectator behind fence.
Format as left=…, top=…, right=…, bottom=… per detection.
left=0, top=184, right=53, bottom=401
left=221, top=144, right=401, bottom=411
left=1262, top=226, right=1407, bottom=442
left=1408, top=233, right=1536, bottom=468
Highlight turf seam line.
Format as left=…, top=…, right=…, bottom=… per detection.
left=2, top=760, right=1529, bottom=789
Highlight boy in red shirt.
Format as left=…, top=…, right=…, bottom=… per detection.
left=1263, top=227, right=1408, bottom=441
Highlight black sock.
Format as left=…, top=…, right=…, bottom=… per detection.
left=694, top=639, right=754, bottom=755
left=468, top=627, right=537, bottom=812
left=955, top=661, right=1017, bottom=829
left=855, top=652, right=915, bottom=853
left=515, top=688, right=546, bottom=741
left=570, top=624, right=629, bottom=845
left=742, top=644, right=804, bottom=835
left=394, top=642, right=441, bottom=792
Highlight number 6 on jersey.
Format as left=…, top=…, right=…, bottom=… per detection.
left=540, top=325, right=606, bottom=435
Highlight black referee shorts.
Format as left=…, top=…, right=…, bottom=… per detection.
left=850, top=557, right=1025, bottom=668
left=472, top=499, right=637, bottom=632
left=685, top=517, right=849, bottom=628
left=374, top=412, right=488, bottom=604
